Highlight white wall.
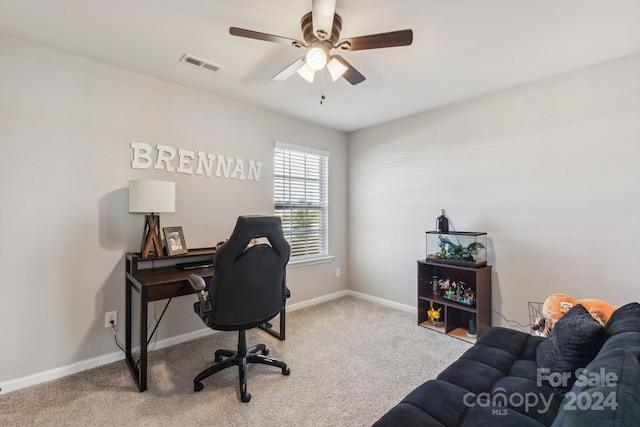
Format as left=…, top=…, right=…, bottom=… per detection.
left=3, top=31, right=639, bottom=393
left=0, top=35, right=348, bottom=387
left=348, top=53, right=640, bottom=330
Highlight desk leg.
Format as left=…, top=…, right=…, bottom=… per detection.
left=139, top=285, right=148, bottom=392
left=126, top=277, right=132, bottom=361
left=125, top=277, right=139, bottom=389
left=125, top=276, right=147, bottom=392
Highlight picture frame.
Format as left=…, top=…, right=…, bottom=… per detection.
left=163, top=226, right=188, bottom=255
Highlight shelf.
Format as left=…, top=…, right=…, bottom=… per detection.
left=126, top=247, right=217, bottom=299
left=128, top=247, right=216, bottom=261
left=419, top=322, right=476, bottom=343
left=417, top=259, right=491, bottom=342
left=447, top=327, right=477, bottom=344
left=419, top=294, right=477, bottom=313
left=419, top=321, right=446, bottom=334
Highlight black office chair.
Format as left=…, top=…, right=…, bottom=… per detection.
left=187, top=215, right=291, bottom=402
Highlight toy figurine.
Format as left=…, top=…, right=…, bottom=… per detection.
left=427, top=301, right=441, bottom=324
left=437, top=235, right=485, bottom=261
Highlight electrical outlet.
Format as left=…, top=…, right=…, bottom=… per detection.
left=105, top=311, right=117, bottom=328
left=336, top=268, right=341, bottom=278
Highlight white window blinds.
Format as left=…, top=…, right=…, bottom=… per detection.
left=274, top=143, right=329, bottom=260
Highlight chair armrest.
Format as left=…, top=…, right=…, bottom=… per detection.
left=187, top=273, right=207, bottom=292
left=187, top=273, right=207, bottom=305
left=188, top=273, right=213, bottom=327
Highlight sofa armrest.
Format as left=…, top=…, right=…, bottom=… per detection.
left=551, top=348, right=640, bottom=426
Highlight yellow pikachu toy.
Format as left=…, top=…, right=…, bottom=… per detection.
left=427, top=301, right=441, bottom=324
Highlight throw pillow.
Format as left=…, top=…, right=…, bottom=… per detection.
left=536, top=304, right=607, bottom=392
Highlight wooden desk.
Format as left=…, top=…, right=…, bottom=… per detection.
left=125, top=248, right=286, bottom=392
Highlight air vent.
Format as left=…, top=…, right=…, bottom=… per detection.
left=180, top=54, right=222, bottom=74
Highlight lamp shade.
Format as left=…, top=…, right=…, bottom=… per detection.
left=128, top=180, right=176, bottom=213
left=297, top=62, right=316, bottom=83
left=327, top=57, right=348, bottom=82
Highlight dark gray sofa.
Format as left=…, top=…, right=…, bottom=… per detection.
left=374, top=302, right=640, bottom=426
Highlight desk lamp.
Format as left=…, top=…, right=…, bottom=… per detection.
left=128, top=180, right=176, bottom=258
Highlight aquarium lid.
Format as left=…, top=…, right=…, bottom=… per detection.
left=425, top=231, right=486, bottom=236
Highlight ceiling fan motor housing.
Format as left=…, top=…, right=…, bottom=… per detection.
left=301, top=12, right=342, bottom=46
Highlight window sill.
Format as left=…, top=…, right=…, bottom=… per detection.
left=287, top=255, right=334, bottom=268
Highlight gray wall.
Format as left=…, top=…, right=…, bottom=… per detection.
left=3, top=31, right=640, bottom=392
left=348, top=53, right=640, bottom=328
left=0, top=36, right=348, bottom=387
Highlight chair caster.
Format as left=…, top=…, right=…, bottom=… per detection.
left=262, top=348, right=269, bottom=356
left=282, top=366, right=290, bottom=375
left=241, top=392, right=251, bottom=402
left=194, top=381, right=204, bottom=392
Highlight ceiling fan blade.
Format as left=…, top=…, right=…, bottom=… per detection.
left=332, top=55, right=366, bottom=85
left=338, top=29, right=413, bottom=51
left=230, top=27, right=304, bottom=47
left=273, top=57, right=306, bottom=81
left=312, top=0, right=336, bottom=40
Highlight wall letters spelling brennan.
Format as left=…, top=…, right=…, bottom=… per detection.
left=130, top=142, right=263, bottom=182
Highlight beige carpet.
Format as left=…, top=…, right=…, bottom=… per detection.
left=0, top=296, right=471, bottom=426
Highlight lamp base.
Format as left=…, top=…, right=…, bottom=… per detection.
left=140, top=214, right=163, bottom=258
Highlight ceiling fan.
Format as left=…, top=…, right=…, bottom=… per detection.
left=229, top=0, right=413, bottom=85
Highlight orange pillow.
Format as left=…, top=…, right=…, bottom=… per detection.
left=538, top=293, right=617, bottom=336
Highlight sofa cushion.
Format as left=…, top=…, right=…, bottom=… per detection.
left=437, top=328, right=564, bottom=425
left=605, top=302, right=640, bottom=337
left=536, top=304, right=607, bottom=392
left=489, top=375, right=563, bottom=426
left=473, top=326, right=540, bottom=358
left=551, top=348, right=640, bottom=426
left=438, top=357, right=505, bottom=395
left=463, top=405, right=547, bottom=426
left=600, top=303, right=640, bottom=360
left=598, top=331, right=640, bottom=361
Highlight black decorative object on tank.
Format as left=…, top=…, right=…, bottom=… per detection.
left=436, top=209, right=449, bottom=232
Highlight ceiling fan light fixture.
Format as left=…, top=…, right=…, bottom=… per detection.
left=229, top=1, right=413, bottom=86
left=297, top=62, right=316, bottom=82
left=327, top=57, right=348, bottom=81
left=306, top=46, right=327, bottom=70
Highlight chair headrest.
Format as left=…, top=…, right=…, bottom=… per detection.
left=216, top=216, right=290, bottom=264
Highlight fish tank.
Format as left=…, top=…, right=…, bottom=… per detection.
left=426, top=231, right=487, bottom=267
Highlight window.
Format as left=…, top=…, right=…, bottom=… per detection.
left=274, top=142, right=329, bottom=261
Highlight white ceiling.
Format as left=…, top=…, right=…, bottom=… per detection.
left=1, top=0, right=640, bottom=132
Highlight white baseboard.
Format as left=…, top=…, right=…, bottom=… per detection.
left=345, top=290, right=417, bottom=315
left=287, top=290, right=349, bottom=311
left=0, top=351, right=124, bottom=395
left=0, top=327, right=219, bottom=395
left=0, top=290, right=413, bottom=395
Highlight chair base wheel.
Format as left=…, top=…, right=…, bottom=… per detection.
left=193, top=331, right=289, bottom=401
